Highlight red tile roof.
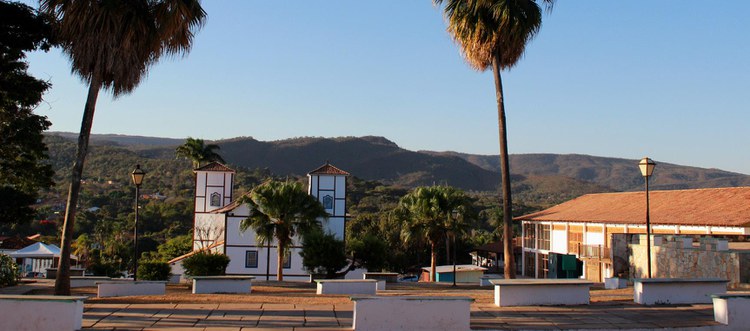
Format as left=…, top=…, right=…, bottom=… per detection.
left=308, top=162, right=350, bottom=176
left=194, top=162, right=235, bottom=172
left=516, top=187, right=750, bottom=228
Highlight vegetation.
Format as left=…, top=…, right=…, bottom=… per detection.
left=137, top=261, right=171, bottom=281
left=299, top=229, right=348, bottom=278
left=175, top=137, right=225, bottom=169
left=182, top=252, right=230, bottom=277
left=0, top=254, right=21, bottom=287
left=435, top=0, right=555, bottom=278
left=394, top=186, right=471, bottom=281
left=0, top=1, right=55, bottom=230
left=239, top=180, right=327, bottom=281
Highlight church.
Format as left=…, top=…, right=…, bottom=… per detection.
left=171, top=161, right=349, bottom=280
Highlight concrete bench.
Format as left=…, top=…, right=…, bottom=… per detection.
left=192, top=276, right=254, bottom=294
left=0, top=295, right=86, bottom=330
left=712, top=293, right=750, bottom=329
left=351, top=295, right=473, bottom=331
left=70, top=276, right=111, bottom=288
left=480, top=274, right=503, bottom=286
left=490, top=279, right=593, bottom=306
left=97, top=280, right=167, bottom=298
left=604, top=277, right=627, bottom=289
left=363, top=272, right=399, bottom=283
left=316, top=279, right=378, bottom=295
left=633, top=278, right=727, bottom=305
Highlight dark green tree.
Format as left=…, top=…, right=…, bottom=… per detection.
left=299, top=229, right=348, bottom=278
left=0, top=1, right=55, bottom=230
left=41, top=0, right=207, bottom=295
left=435, top=0, right=555, bottom=278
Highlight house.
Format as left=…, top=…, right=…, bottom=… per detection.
left=516, top=187, right=750, bottom=283
left=8, top=242, right=78, bottom=277
left=175, top=162, right=349, bottom=280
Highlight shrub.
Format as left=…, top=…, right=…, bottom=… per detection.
left=137, top=261, right=171, bottom=281
left=0, top=254, right=20, bottom=287
left=300, top=230, right=348, bottom=278
left=88, top=259, right=123, bottom=278
left=182, top=252, right=230, bottom=277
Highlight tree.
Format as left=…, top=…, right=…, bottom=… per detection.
left=239, top=180, right=327, bottom=281
left=41, top=0, right=207, bottom=295
left=0, top=1, right=55, bottom=229
left=395, top=185, right=469, bottom=282
left=435, top=0, right=555, bottom=279
left=299, top=228, right=348, bottom=278
left=175, top=137, right=225, bottom=169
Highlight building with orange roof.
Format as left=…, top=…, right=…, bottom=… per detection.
left=516, top=187, right=750, bottom=283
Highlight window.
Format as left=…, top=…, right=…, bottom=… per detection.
left=537, top=224, right=551, bottom=251
left=245, top=250, right=258, bottom=268
left=569, top=231, right=583, bottom=255
left=523, top=252, right=535, bottom=277
left=322, top=195, right=333, bottom=210
left=538, top=253, right=549, bottom=278
left=523, top=223, right=536, bottom=249
left=283, top=251, right=291, bottom=269
left=210, top=192, right=221, bottom=207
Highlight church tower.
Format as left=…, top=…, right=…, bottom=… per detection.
left=193, top=162, right=235, bottom=250
left=307, top=162, right=349, bottom=240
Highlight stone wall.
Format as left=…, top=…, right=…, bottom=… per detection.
left=626, top=234, right=748, bottom=288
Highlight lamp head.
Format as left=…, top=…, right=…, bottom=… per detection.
left=131, top=164, right=146, bottom=186
left=638, top=157, right=656, bottom=177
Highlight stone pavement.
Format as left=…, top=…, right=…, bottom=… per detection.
left=81, top=300, right=721, bottom=330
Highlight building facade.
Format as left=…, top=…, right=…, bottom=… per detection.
left=516, top=187, right=750, bottom=282
left=184, top=162, right=349, bottom=280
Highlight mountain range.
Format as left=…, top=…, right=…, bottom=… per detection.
left=47, top=132, right=750, bottom=205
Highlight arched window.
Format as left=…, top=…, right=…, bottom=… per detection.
left=322, top=195, right=333, bottom=210
left=210, top=192, right=221, bottom=207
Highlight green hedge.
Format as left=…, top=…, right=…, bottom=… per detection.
left=137, top=261, right=171, bottom=281
left=0, top=254, right=20, bottom=287
left=182, top=252, right=230, bottom=277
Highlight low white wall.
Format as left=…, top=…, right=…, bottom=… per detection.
left=713, top=294, right=750, bottom=330
left=97, top=281, right=166, bottom=298
left=633, top=278, right=727, bottom=305
left=352, top=296, right=473, bottom=331
left=316, top=279, right=377, bottom=295
left=192, top=276, right=254, bottom=294
left=70, top=276, right=111, bottom=288
left=491, top=279, right=592, bottom=306
left=0, top=295, right=86, bottom=331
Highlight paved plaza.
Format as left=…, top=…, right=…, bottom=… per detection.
left=2, top=279, right=724, bottom=330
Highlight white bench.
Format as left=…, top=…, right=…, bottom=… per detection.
left=351, top=295, right=473, bottom=331
left=490, top=279, right=593, bottom=306
left=604, top=277, right=627, bottom=289
left=70, top=276, right=111, bottom=288
left=192, top=276, right=254, bottom=294
left=713, top=293, right=750, bottom=329
left=316, top=279, right=378, bottom=295
left=97, top=280, right=167, bottom=298
left=0, top=295, right=86, bottom=330
left=633, top=278, right=727, bottom=305
left=363, top=272, right=399, bottom=283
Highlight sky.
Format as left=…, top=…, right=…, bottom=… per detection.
left=26, top=1, right=750, bottom=174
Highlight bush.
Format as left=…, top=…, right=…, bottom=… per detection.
left=300, top=230, right=348, bottom=278
left=137, top=261, right=171, bottom=281
left=88, top=259, right=123, bottom=278
left=182, top=252, right=230, bottom=277
left=0, top=254, right=20, bottom=287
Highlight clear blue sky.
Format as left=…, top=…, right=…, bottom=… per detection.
left=27, top=1, right=750, bottom=174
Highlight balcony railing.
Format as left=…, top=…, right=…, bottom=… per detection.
left=576, top=244, right=610, bottom=259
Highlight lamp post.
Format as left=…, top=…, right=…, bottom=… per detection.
left=131, top=165, right=145, bottom=281
left=451, top=210, right=459, bottom=287
left=638, top=157, right=656, bottom=278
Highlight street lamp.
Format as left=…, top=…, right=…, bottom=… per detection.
left=131, top=164, right=146, bottom=280
left=638, top=157, right=656, bottom=278
left=451, top=210, right=460, bottom=287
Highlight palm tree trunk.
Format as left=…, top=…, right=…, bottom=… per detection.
left=492, top=54, right=516, bottom=279
left=430, top=241, right=437, bottom=282
left=55, top=78, right=102, bottom=295
left=276, top=237, right=285, bottom=281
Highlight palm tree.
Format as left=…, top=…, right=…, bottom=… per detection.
left=396, top=185, right=469, bottom=282
left=239, top=180, right=327, bottom=281
left=435, top=0, right=554, bottom=279
left=175, top=137, right=225, bottom=169
left=41, top=0, right=206, bottom=295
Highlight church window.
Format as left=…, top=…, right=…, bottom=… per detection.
left=210, top=192, right=221, bottom=207
left=322, top=195, right=333, bottom=210
left=245, top=251, right=258, bottom=268
left=283, top=251, right=291, bottom=269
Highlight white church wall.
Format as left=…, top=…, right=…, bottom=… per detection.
left=193, top=214, right=226, bottom=250
left=319, top=176, right=335, bottom=190
left=225, top=246, right=307, bottom=277
left=335, top=177, right=345, bottom=198
left=226, top=217, right=260, bottom=246
left=325, top=217, right=345, bottom=240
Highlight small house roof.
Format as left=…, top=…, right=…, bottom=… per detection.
left=308, top=162, right=349, bottom=176
left=194, top=162, right=235, bottom=173
left=516, top=187, right=750, bottom=228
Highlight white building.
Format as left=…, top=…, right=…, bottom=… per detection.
left=177, top=162, right=349, bottom=280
